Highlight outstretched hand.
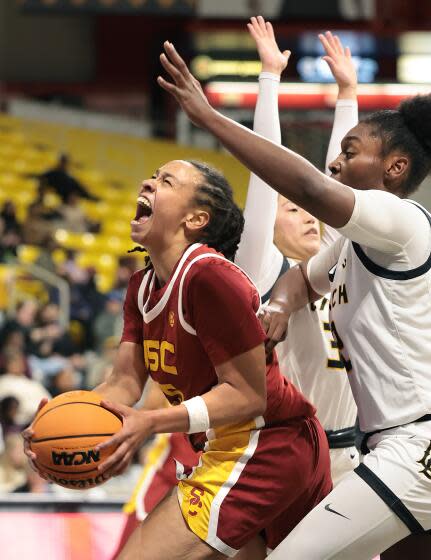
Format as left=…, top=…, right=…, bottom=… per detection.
left=318, top=31, right=357, bottom=97
left=96, top=400, right=154, bottom=477
left=157, top=41, right=213, bottom=128
left=247, top=15, right=290, bottom=76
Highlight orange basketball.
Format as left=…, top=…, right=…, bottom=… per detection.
left=30, top=390, right=122, bottom=490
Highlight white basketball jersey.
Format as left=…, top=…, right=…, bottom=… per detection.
left=329, top=213, right=431, bottom=433
left=275, top=258, right=358, bottom=432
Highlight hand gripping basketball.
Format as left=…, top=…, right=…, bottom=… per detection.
left=96, top=400, right=154, bottom=478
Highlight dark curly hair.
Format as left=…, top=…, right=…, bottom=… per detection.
left=363, top=94, right=431, bottom=196
left=186, top=160, right=244, bottom=261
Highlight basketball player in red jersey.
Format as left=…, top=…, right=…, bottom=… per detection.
left=26, top=159, right=331, bottom=558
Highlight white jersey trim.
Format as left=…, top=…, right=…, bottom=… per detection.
left=178, top=253, right=262, bottom=335
left=141, top=243, right=202, bottom=323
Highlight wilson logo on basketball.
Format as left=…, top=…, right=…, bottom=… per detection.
left=52, top=449, right=100, bottom=466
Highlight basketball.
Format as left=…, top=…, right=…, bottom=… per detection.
left=30, top=390, right=123, bottom=490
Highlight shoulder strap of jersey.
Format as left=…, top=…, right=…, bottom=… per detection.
left=178, top=253, right=261, bottom=336
left=142, top=243, right=202, bottom=323
left=137, top=269, right=153, bottom=316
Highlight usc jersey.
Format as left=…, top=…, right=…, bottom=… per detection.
left=121, top=243, right=315, bottom=440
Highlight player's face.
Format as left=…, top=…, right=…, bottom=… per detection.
left=274, top=197, right=320, bottom=260
left=328, top=123, right=386, bottom=190
left=131, top=160, right=203, bottom=248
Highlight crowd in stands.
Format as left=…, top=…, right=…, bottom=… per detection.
left=0, top=154, right=141, bottom=495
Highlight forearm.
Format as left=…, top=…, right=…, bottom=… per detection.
left=145, top=380, right=265, bottom=435
left=205, top=108, right=350, bottom=227
left=325, top=99, right=358, bottom=174
left=95, top=377, right=143, bottom=407
left=269, top=263, right=319, bottom=313
left=235, top=73, right=284, bottom=291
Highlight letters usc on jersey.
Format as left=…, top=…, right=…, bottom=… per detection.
left=122, top=243, right=315, bottom=445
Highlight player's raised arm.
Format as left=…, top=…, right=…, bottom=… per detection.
left=321, top=31, right=358, bottom=175
left=319, top=30, right=358, bottom=246
left=235, top=16, right=289, bottom=294
left=158, top=40, right=355, bottom=229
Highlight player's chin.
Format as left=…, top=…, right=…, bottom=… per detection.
left=130, top=220, right=152, bottom=245
left=304, top=237, right=320, bottom=256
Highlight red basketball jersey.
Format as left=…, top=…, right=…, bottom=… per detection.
left=121, top=243, right=315, bottom=438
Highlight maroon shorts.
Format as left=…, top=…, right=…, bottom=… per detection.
left=178, top=415, right=332, bottom=556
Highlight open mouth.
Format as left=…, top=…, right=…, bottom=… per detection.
left=305, top=227, right=319, bottom=237
left=133, top=196, right=153, bottom=224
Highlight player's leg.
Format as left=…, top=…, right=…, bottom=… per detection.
left=267, top=469, right=411, bottom=560
left=117, top=492, right=224, bottom=560
left=269, top=425, right=431, bottom=560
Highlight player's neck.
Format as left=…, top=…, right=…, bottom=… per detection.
left=147, top=240, right=190, bottom=287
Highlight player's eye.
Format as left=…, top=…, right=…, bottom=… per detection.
left=164, top=178, right=173, bottom=187
left=344, top=151, right=355, bottom=160
left=289, top=207, right=299, bottom=212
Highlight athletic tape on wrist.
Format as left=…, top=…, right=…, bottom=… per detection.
left=182, top=396, right=210, bottom=434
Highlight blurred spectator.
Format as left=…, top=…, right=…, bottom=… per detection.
left=29, top=303, right=78, bottom=358
left=57, top=191, right=93, bottom=233
left=0, top=202, right=22, bottom=263
left=0, top=396, right=20, bottom=442
left=34, top=235, right=60, bottom=275
left=0, top=433, right=28, bottom=493
left=40, top=153, right=99, bottom=203
left=0, top=300, right=39, bottom=357
left=0, top=352, right=51, bottom=426
left=23, top=183, right=61, bottom=245
left=93, top=290, right=123, bottom=352
left=113, top=257, right=137, bottom=296
left=0, top=200, right=21, bottom=233
left=46, top=365, right=81, bottom=398
left=86, top=336, right=119, bottom=389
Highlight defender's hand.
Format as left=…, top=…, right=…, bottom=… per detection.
left=318, top=31, right=357, bottom=97
left=248, top=16, right=290, bottom=76
left=158, top=42, right=213, bottom=128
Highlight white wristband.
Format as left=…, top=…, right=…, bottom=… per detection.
left=182, top=396, right=210, bottom=434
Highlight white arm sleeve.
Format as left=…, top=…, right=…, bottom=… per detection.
left=307, top=236, right=346, bottom=295
left=338, top=189, right=431, bottom=269
left=321, top=99, right=359, bottom=248
left=235, top=72, right=284, bottom=296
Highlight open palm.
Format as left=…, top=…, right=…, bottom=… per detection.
left=319, top=31, right=357, bottom=91
left=248, top=16, right=290, bottom=76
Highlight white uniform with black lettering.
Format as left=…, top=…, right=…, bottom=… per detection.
left=235, top=73, right=359, bottom=484
left=268, top=189, right=431, bottom=559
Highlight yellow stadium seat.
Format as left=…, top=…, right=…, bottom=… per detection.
left=17, top=245, right=41, bottom=264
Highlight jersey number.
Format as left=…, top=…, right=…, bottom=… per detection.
left=144, top=340, right=178, bottom=375
left=323, top=321, right=345, bottom=370
left=329, top=322, right=352, bottom=373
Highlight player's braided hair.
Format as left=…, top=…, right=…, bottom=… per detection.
left=186, top=160, right=244, bottom=261
left=363, top=94, right=431, bottom=196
